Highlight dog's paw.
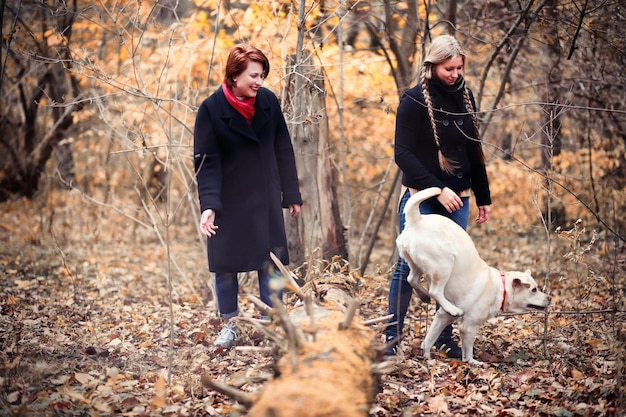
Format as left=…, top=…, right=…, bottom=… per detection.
left=444, top=306, right=464, bottom=317
left=422, top=347, right=432, bottom=360
left=466, top=358, right=485, bottom=366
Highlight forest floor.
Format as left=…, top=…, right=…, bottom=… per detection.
left=0, top=187, right=624, bottom=416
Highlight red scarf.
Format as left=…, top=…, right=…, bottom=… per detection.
left=222, top=82, right=256, bottom=123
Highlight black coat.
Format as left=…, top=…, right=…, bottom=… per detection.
left=194, top=86, right=302, bottom=273
left=394, top=77, right=491, bottom=206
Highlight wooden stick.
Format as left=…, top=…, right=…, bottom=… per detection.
left=235, top=316, right=285, bottom=348
left=304, top=293, right=318, bottom=341
left=272, top=292, right=301, bottom=371
left=273, top=294, right=302, bottom=348
left=235, top=346, right=274, bottom=354
left=200, top=376, right=254, bottom=408
left=371, top=361, right=396, bottom=375
left=246, top=294, right=272, bottom=315
left=338, top=299, right=360, bottom=330
left=270, top=251, right=305, bottom=300
left=363, top=314, right=394, bottom=326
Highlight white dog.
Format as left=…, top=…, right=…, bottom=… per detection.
left=396, top=187, right=551, bottom=364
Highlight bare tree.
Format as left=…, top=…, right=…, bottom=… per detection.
left=0, top=0, right=84, bottom=201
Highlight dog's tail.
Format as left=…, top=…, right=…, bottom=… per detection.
left=403, top=187, right=442, bottom=227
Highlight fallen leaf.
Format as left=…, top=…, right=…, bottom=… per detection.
left=428, top=396, right=450, bottom=414
left=6, top=391, right=20, bottom=404
left=585, top=339, right=610, bottom=351
left=571, top=368, right=584, bottom=381
left=50, top=375, right=71, bottom=385
left=74, top=372, right=91, bottom=385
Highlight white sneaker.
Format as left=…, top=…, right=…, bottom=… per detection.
left=214, top=321, right=239, bottom=348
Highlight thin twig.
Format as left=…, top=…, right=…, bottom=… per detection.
left=371, top=361, right=396, bottom=375
left=549, top=309, right=621, bottom=315
left=200, top=376, right=254, bottom=408
left=235, top=346, right=274, bottom=354
left=357, top=155, right=395, bottom=273
left=360, top=166, right=401, bottom=276
left=567, top=0, right=589, bottom=60
left=236, top=316, right=285, bottom=348
left=363, top=314, right=394, bottom=326
left=246, top=294, right=272, bottom=315
left=272, top=293, right=301, bottom=372
left=270, top=251, right=305, bottom=300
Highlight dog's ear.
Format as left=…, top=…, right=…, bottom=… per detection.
left=512, top=278, right=530, bottom=289
left=524, top=269, right=532, bottom=275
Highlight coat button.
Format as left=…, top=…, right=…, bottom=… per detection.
left=456, top=119, right=464, bottom=126
left=456, top=172, right=463, bottom=178
left=442, top=119, right=449, bottom=126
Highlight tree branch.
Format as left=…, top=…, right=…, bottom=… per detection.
left=567, top=0, right=589, bottom=60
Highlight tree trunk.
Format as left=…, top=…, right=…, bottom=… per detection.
left=283, top=53, right=348, bottom=266
left=540, top=0, right=563, bottom=171
left=0, top=1, right=82, bottom=202
left=446, top=0, right=458, bottom=34
left=226, top=272, right=377, bottom=417
left=382, top=0, right=419, bottom=96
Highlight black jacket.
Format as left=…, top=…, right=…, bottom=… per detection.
left=194, top=86, right=302, bottom=272
left=394, top=77, right=491, bottom=207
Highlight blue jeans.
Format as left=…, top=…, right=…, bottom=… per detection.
left=215, top=265, right=281, bottom=319
left=386, top=189, right=469, bottom=343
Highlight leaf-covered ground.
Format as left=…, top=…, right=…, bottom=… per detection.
left=0, top=190, right=624, bottom=416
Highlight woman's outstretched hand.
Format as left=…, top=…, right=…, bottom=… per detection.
left=200, top=209, right=219, bottom=237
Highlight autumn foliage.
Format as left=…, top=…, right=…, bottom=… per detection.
left=1, top=0, right=625, bottom=415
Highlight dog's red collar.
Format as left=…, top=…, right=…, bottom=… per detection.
left=500, top=272, right=507, bottom=311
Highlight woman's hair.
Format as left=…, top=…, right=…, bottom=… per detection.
left=224, top=44, right=270, bottom=88
left=422, top=35, right=466, bottom=80
left=419, top=35, right=484, bottom=174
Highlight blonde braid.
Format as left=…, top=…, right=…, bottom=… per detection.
left=463, top=88, right=486, bottom=164
left=422, top=74, right=459, bottom=174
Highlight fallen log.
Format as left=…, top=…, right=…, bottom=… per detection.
left=202, top=257, right=384, bottom=417
left=249, top=282, right=374, bottom=416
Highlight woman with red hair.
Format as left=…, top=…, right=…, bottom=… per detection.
left=194, top=44, right=302, bottom=348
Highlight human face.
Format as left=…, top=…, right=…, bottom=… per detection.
left=231, top=61, right=265, bottom=98
left=433, top=56, right=464, bottom=86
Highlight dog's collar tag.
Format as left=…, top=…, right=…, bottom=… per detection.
left=500, top=272, right=507, bottom=310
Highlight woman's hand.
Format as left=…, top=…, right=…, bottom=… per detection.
left=475, top=205, right=491, bottom=224
left=437, top=187, right=464, bottom=213
left=200, top=209, right=219, bottom=237
left=288, top=204, right=301, bottom=218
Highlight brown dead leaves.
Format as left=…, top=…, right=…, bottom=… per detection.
left=0, top=192, right=623, bottom=416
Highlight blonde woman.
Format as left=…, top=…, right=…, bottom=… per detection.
left=385, top=35, right=492, bottom=357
